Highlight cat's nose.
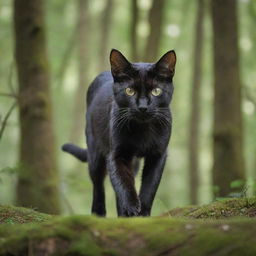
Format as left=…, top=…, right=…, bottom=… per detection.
left=139, top=107, right=148, bottom=112
left=138, top=98, right=148, bottom=113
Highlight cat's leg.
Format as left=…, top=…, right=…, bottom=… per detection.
left=115, top=158, right=139, bottom=215
left=88, top=151, right=107, bottom=216
left=139, top=153, right=167, bottom=216
left=107, top=152, right=140, bottom=217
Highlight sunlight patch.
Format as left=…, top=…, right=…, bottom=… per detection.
left=166, top=24, right=180, bottom=38
left=243, top=101, right=255, bottom=115
left=240, top=37, right=252, bottom=52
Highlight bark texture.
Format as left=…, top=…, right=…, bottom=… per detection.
left=188, top=0, right=205, bottom=204
left=14, top=0, right=60, bottom=214
left=69, top=0, right=90, bottom=143
left=130, top=0, right=139, bottom=61
left=98, top=0, right=114, bottom=72
left=211, top=0, right=245, bottom=196
left=144, top=0, right=166, bottom=62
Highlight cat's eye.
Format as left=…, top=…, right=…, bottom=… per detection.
left=125, top=87, right=136, bottom=96
left=151, top=88, right=162, bottom=96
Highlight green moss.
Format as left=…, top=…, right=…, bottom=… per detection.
left=0, top=199, right=256, bottom=255
left=163, top=205, right=198, bottom=217
left=166, top=197, right=256, bottom=219
left=0, top=205, right=51, bottom=224
left=68, top=233, right=103, bottom=256
left=2, top=216, right=256, bottom=255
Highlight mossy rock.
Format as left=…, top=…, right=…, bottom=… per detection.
left=1, top=198, right=256, bottom=255
left=165, top=197, right=256, bottom=219
left=0, top=216, right=256, bottom=255
left=0, top=205, right=51, bottom=224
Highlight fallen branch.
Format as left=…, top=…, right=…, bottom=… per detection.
left=0, top=92, right=18, bottom=98
left=55, top=28, right=78, bottom=89
left=0, top=102, right=17, bottom=142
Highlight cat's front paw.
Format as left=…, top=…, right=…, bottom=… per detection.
left=122, top=198, right=141, bottom=217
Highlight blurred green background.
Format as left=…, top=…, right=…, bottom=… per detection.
left=0, top=0, right=255, bottom=216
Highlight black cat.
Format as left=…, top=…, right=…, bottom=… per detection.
left=62, top=49, right=176, bottom=217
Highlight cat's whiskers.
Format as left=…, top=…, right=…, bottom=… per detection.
left=113, top=109, right=131, bottom=131
left=152, top=109, right=171, bottom=129
left=117, top=115, right=129, bottom=130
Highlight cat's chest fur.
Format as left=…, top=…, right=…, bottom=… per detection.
left=112, top=120, right=170, bottom=157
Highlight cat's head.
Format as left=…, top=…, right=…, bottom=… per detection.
left=110, top=49, right=176, bottom=122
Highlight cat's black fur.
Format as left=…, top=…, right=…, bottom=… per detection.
left=62, top=49, right=176, bottom=217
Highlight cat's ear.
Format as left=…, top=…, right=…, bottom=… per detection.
left=155, top=50, right=176, bottom=77
left=110, top=49, right=131, bottom=77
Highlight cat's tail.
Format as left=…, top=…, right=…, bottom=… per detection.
left=62, top=143, right=87, bottom=162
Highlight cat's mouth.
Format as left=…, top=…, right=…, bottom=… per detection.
left=131, top=112, right=153, bottom=122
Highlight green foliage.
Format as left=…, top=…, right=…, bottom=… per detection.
left=213, top=179, right=249, bottom=200
left=230, top=179, right=245, bottom=189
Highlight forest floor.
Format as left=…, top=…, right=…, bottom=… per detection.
left=0, top=197, right=256, bottom=255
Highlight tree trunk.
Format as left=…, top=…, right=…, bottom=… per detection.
left=211, top=0, right=245, bottom=197
left=188, top=0, right=205, bottom=205
left=248, top=0, right=256, bottom=196
left=143, top=0, right=166, bottom=62
left=14, top=0, right=60, bottom=214
left=69, top=0, right=90, bottom=143
left=130, top=0, right=139, bottom=62
left=98, top=0, right=114, bottom=72
left=173, top=0, right=193, bottom=48
left=55, top=28, right=77, bottom=89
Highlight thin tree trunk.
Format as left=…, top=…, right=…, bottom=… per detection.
left=143, top=0, right=166, bottom=62
left=98, top=0, right=114, bottom=72
left=248, top=0, right=256, bottom=195
left=211, top=0, right=245, bottom=197
left=14, top=0, right=60, bottom=214
left=245, top=88, right=256, bottom=195
left=69, top=0, right=90, bottom=143
left=130, top=0, right=139, bottom=62
left=254, top=147, right=256, bottom=196
left=173, top=0, right=193, bottom=49
left=0, top=102, right=17, bottom=142
left=188, top=0, right=205, bottom=205
left=55, top=28, right=78, bottom=89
